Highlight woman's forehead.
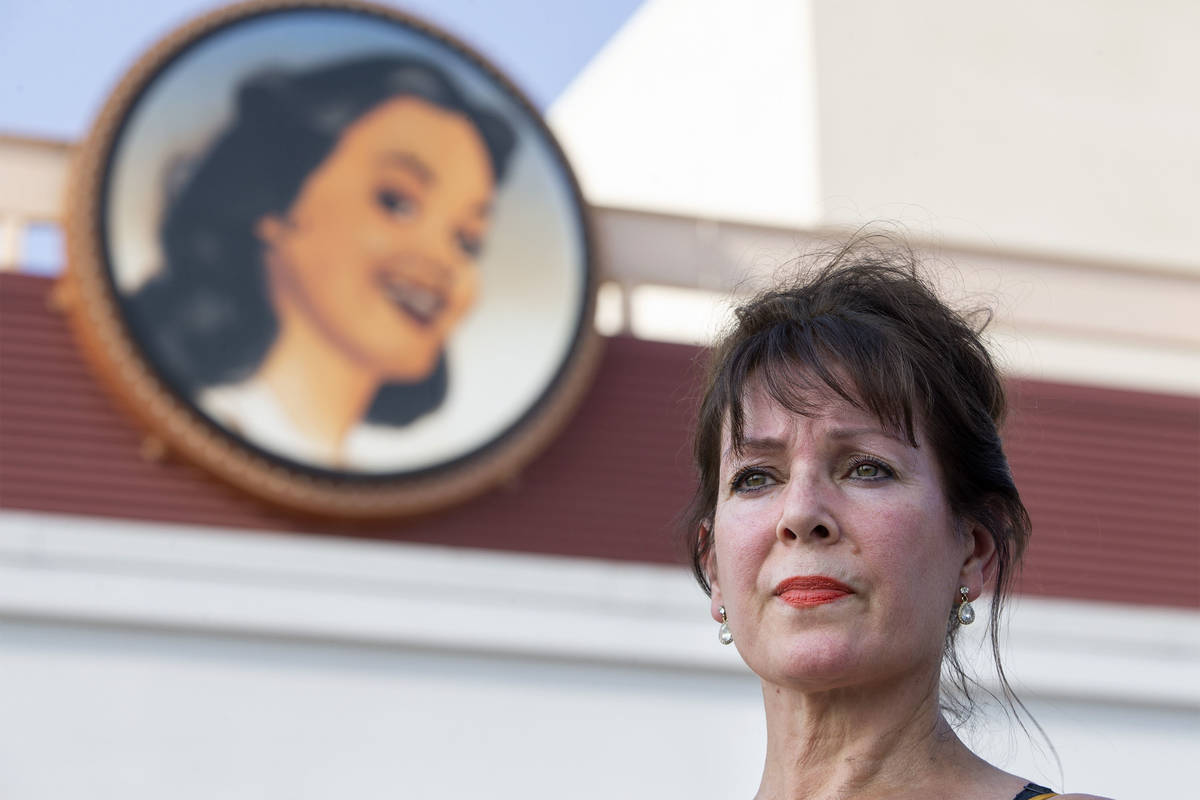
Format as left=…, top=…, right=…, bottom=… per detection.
left=739, top=365, right=863, bottom=421
left=730, top=388, right=870, bottom=437
left=723, top=376, right=919, bottom=453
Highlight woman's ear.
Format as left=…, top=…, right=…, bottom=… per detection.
left=960, top=518, right=998, bottom=599
left=709, top=580, right=725, bottom=624
left=702, top=523, right=725, bottom=623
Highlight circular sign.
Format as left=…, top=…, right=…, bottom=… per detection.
left=63, top=0, right=599, bottom=517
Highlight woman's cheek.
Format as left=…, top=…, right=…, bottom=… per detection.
left=451, top=267, right=480, bottom=320
left=360, top=223, right=395, bottom=259
left=716, top=515, right=772, bottom=596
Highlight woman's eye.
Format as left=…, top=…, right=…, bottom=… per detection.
left=732, top=469, right=775, bottom=492
left=456, top=231, right=482, bottom=258
left=849, top=460, right=892, bottom=480
left=376, top=188, right=416, bottom=217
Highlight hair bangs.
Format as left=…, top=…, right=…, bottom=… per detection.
left=720, top=312, right=924, bottom=459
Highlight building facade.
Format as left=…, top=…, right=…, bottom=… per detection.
left=1, top=2, right=1198, bottom=797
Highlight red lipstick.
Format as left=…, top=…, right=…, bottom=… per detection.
left=775, top=576, right=853, bottom=608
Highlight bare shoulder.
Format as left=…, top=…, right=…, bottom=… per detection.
left=1057, top=794, right=1114, bottom=800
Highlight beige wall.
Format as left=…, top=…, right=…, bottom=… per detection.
left=544, top=0, right=1200, bottom=394
left=812, top=0, right=1200, bottom=275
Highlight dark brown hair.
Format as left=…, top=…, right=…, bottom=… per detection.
left=684, top=234, right=1032, bottom=721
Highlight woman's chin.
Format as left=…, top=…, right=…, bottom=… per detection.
left=377, top=346, right=440, bottom=382
left=744, top=634, right=873, bottom=690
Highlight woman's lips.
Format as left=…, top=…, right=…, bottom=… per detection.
left=377, top=274, right=446, bottom=326
left=774, top=576, right=854, bottom=608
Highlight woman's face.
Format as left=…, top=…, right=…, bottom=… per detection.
left=708, top=377, right=992, bottom=692
left=256, top=95, right=496, bottom=381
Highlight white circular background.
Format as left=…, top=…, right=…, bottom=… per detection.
left=104, top=7, right=589, bottom=475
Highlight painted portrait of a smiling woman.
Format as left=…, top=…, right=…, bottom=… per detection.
left=127, top=57, right=516, bottom=470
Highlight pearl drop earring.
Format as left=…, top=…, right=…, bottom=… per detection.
left=956, top=586, right=976, bottom=625
left=718, top=605, right=734, bottom=645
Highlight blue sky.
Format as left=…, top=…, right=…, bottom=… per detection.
left=2, top=0, right=642, bottom=271
left=1, top=0, right=643, bottom=140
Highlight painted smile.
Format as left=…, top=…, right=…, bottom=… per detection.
left=774, top=576, right=854, bottom=608
left=377, top=274, right=446, bottom=326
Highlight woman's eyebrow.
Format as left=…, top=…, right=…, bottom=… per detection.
left=827, top=426, right=909, bottom=446
left=724, top=436, right=787, bottom=461
left=380, top=151, right=434, bottom=186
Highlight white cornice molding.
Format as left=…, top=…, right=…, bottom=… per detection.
left=0, top=508, right=733, bottom=672
left=1, top=509, right=1195, bottom=709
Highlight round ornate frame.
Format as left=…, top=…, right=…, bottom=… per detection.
left=60, top=0, right=601, bottom=518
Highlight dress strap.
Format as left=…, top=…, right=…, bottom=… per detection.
left=1012, top=783, right=1058, bottom=800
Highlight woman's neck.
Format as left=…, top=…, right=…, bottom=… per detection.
left=754, top=668, right=1001, bottom=800
left=255, top=298, right=381, bottom=460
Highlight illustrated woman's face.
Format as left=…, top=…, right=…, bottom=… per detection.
left=257, top=95, right=496, bottom=381
left=708, top=378, right=993, bottom=693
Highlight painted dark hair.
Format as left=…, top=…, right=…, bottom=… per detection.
left=125, top=55, right=516, bottom=426
left=683, top=235, right=1034, bottom=724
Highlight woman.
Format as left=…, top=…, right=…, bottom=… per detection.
left=127, top=55, right=515, bottom=468
left=684, top=239, right=1109, bottom=799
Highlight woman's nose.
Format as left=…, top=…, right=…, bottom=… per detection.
left=775, top=474, right=840, bottom=545
left=406, top=225, right=468, bottom=283
left=392, top=225, right=459, bottom=284
left=418, top=252, right=457, bottom=288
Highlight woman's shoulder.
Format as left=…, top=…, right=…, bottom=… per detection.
left=1056, top=794, right=1114, bottom=800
